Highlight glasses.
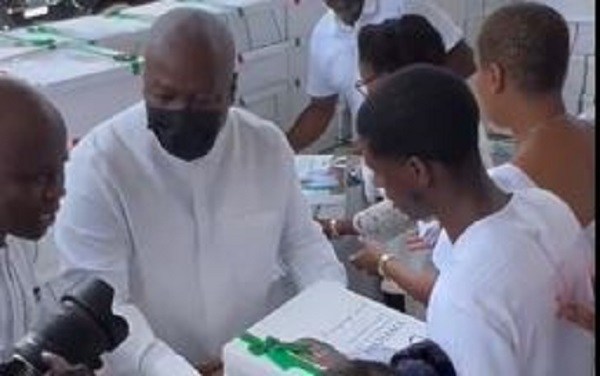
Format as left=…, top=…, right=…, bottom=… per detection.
left=354, top=74, right=378, bottom=98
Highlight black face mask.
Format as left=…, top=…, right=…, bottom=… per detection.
left=147, top=106, right=224, bottom=161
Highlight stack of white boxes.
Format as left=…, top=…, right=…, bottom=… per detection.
left=435, top=0, right=595, bottom=115
left=0, top=31, right=144, bottom=140
left=0, top=0, right=329, bottom=145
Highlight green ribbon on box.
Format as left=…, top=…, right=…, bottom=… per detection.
left=2, top=25, right=145, bottom=75
left=240, top=332, right=324, bottom=375
left=0, top=30, right=57, bottom=48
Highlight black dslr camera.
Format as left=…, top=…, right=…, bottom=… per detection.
left=2, top=278, right=128, bottom=376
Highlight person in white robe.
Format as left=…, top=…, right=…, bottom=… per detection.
left=53, top=9, right=346, bottom=376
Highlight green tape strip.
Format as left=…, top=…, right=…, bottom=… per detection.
left=239, top=332, right=324, bottom=375
left=73, top=43, right=145, bottom=75
left=18, top=25, right=144, bottom=75
left=0, top=31, right=57, bottom=48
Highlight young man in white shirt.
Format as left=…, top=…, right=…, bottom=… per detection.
left=350, top=65, right=593, bottom=375
left=53, top=8, right=346, bottom=376
left=286, top=0, right=475, bottom=152
left=0, top=77, right=91, bottom=375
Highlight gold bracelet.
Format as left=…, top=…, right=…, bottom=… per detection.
left=329, top=218, right=340, bottom=238
left=377, top=253, right=395, bottom=279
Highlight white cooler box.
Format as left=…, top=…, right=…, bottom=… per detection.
left=117, top=0, right=285, bottom=53
left=0, top=45, right=142, bottom=139
left=238, top=81, right=291, bottom=127
left=284, top=0, right=326, bottom=39
left=37, top=14, right=150, bottom=55
left=223, top=281, right=426, bottom=376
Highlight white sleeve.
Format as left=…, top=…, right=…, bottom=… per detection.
left=54, top=145, right=199, bottom=376
left=431, top=301, right=520, bottom=376
left=277, top=135, right=347, bottom=288
left=404, top=0, right=464, bottom=51
left=306, top=16, right=339, bottom=98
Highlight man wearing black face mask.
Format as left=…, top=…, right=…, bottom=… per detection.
left=54, top=8, right=346, bottom=376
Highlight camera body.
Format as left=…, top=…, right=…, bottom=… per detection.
left=3, top=278, right=128, bottom=376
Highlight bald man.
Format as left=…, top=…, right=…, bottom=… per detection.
left=54, top=8, right=346, bottom=376
left=0, top=77, right=91, bottom=375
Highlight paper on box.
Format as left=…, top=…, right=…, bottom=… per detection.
left=223, top=281, right=426, bottom=376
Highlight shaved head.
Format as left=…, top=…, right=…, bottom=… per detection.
left=143, top=8, right=236, bottom=112
left=147, top=7, right=235, bottom=69
left=0, top=76, right=66, bottom=241
left=0, top=77, right=64, bottom=154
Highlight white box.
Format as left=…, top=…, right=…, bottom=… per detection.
left=223, top=281, right=426, bottom=376
left=237, top=41, right=292, bottom=94
left=564, top=54, right=586, bottom=98
left=464, top=0, right=484, bottom=20
left=120, top=0, right=285, bottom=53
left=205, top=0, right=286, bottom=49
left=572, top=21, right=595, bottom=56
left=0, top=44, right=41, bottom=61
left=563, top=92, right=581, bottom=114
left=284, top=0, right=326, bottom=39
left=40, top=14, right=150, bottom=55
left=287, top=35, right=309, bottom=87
left=0, top=46, right=142, bottom=139
left=433, top=0, right=466, bottom=26
left=584, top=55, right=595, bottom=96
left=238, top=82, right=291, bottom=128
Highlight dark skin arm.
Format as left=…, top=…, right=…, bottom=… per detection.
left=350, top=241, right=437, bottom=305
left=445, top=40, right=476, bottom=79
left=286, top=95, right=338, bottom=152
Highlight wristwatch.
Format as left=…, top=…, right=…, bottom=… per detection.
left=377, top=253, right=395, bottom=279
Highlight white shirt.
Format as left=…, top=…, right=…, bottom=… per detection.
left=0, top=237, right=41, bottom=363
left=54, top=104, right=347, bottom=376
left=434, top=163, right=596, bottom=270
left=307, top=0, right=464, bottom=122
left=428, top=188, right=594, bottom=376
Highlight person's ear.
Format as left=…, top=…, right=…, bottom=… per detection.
left=405, top=156, right=432, bottom=189
left=488, top=62, right=505, bottom=94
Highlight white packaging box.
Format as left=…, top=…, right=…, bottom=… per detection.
left=572, top=21, right=595, bottom=56
left=287, top=35, right=309, bottom=89
left=464, top=0, right=484, bottom=20
left=0, top=44, right=41, bottom=61
left=120, top=0, right=285, bottom=53
left=433, top=0, right=466, bottom=27
left=585, top=55, right=595, bottom=96
left=223, top=281, right=426, bottom=376
left=463, top=17, right=483, bottom=46
left=540, top=0, right=595, bottom=23
left=238, top=81, right=291, bottom=128
left=284, top=0, right=326, bottom=39
left=564, top=54, right=586, bottom=105
left=483, top=0, right=512, bottom=17
left=237, top=41, right=292, bottom=94
left=0, top=46, right=142, bottom=139
left=38, top=14, right=150, bottom=55
left=204, top=0, right=286, bottom=50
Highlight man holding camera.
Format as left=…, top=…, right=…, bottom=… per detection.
left=0, top=77, right=91, bottom=375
